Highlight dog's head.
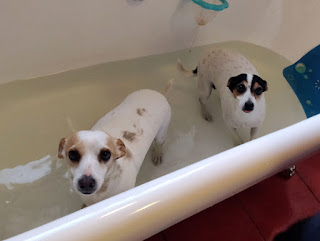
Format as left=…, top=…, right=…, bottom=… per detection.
left=58, top=130, right=126, bottom=195
left=227, top=73, right=268, bottom=113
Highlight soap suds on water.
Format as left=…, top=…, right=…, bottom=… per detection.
left=55, top=158, right=63, bottom=169
left=0, top=155, right=82, bottom=240
left=0, top=155, right=52, bottom=190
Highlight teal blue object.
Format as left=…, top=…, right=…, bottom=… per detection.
left=192, top=0, right=229, bottom=11
left=283, top=45, right=320, bottom=118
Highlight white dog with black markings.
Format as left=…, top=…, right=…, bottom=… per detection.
left=58, top=86, right=172, bottom=206
left=178, top=48, right=268, bottom=144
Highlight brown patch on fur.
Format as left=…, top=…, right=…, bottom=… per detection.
left=252, top=82, right=263, bottom=100
left=107, top=137, right=126, bottom=159
left=122, top=131, right=136, bottom=142
left=81, top=204, right=87, bottom=209
left=58, top=138, right=66, bottom=158
left=202, top=59, right=206, bottom=64
left=107, top=137, right=117, bottom=155
left=232, top=89, right=239, bottom=98
left=132, top=124, right=144, bottom=135
left=116, top=139, right=126, bottom=158
left=232, top=81, right=248, bottom=99
left=136, top=108, right=147, bottom=116
left=65, top=134, right=83, bottom=154
left=64, top=133, right=85, bottom=167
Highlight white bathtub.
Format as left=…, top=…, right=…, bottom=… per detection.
left=2, top=0, right=320, bottom=240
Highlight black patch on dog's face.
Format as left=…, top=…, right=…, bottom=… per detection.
left=193, top=67, right=198, bottom=75
left=227, top=74, right=248, bottom=92
left=251, top=75, right=268, bottom=92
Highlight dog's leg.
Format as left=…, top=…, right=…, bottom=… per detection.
left=81, top=204, right=87, bottom=209
left=198, top=79, right=213, bottom=122
left=250, top=127, right=259, bottom=141
left=152, top=141, right=163, bottom=166
left=152, top=112, right=171, bottom=166
left=230, top=127, right=244, bottom=146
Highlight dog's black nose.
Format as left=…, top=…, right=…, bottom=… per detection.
left=78, top=175, right=96, bottom=194
left=244, top=101, right=254, bottom=111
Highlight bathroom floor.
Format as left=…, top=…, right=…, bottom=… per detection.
left=145, top=150, right=320, bottom=241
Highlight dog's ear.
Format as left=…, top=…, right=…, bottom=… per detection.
left=227, top=74, right=247, bottom=92
left=115, top=139, right=126, bottom=159
left=227, top=77, right=236, bottom=92
left=253, top=75, right=268, bottom=92
left=58, top=138, right=67, bottom=159
left=262, top=79, right=268, bottom=91
left=107, top=137, right=127, bottom=160
left=261, top=78, right=268, bottom=92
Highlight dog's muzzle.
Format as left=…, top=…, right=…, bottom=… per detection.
left=77, top=175, right=97, bottom=195
left=243, top=101, right=254, bottom=113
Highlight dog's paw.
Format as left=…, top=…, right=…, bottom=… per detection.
left=233, top=139, right=244, bottom=146
left=81, top=204, right=87, bottom=209
left=202, top=111, right=213, bottom=122
left=151, top=146, right=163, bottom=166
left=151, top=142, right=164, bottom=166
left=152, top=154, right=163, bottom=166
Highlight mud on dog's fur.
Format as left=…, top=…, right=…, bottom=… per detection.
left=178, top=48, right=268, bottom=144
left=58, top=86, right=172, bottom=206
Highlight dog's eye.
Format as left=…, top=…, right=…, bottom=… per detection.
left=99, top=150, right=111, bottom=162
left=68, top=150, right=80, bottom=162
left=236, top=84, right=246, bottom=94
left=254, top=87, right=263, bottom=96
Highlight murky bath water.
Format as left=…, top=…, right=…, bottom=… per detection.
left=0, top=41, right=305, bottom=239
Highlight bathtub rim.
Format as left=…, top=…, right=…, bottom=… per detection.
left=5, top=114, right=320, bottom=241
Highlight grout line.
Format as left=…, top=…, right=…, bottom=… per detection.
left=235, top=195, right=267, bottom=241
left=296, top=169, right=320, bottom=204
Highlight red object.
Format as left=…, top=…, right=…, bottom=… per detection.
left=145, top=151, right=320, bottom=241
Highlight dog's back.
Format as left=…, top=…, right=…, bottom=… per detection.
left=92, top=89, right=171, bottom=162
left=198, top=48, right=258, bottom=91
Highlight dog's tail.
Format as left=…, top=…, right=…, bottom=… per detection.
left=177, top=58, right=198, bottom=77
left=161, top=78, right=175, bottom=97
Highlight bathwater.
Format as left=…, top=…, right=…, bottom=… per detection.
left=0, top=41, right=305, bottom=239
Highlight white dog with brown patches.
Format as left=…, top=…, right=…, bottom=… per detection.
left=178, top=48, right=268, bottom=144
left=58, top=89, right=171, bottom=206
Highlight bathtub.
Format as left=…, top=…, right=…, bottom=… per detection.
left=2, top=0, right=320, bottom=240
